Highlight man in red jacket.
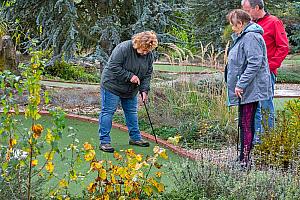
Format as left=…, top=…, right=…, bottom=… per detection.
left=242, top=0, right=289, bottom=142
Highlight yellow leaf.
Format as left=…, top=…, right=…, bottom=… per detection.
left=32, top=124, right=43, bottom=139
left=117, top=167, right=127, bottom=179
left=59, top=179, right=68, bottom=188
left=84, top=150, right=96, bottom=161
left=83, top=142, right=93, bottom=150
left=44, top=151, right=54, bottom=161
left=45, top=129, right=54, bottom=143
left=106, top=184, right=114, bottom=193
left=28, top=138, right=32, bottom=145
left=113, top=152, right=123, bottom=160
left=167, top=135, right=182, bottom=145
left=9, top=138, right=17, bottom=148
left=124, top=180, right=133, bottom=194
left=136, top=154, right=143, bottom=162
left=160, top=150, right=168, bottom=160
left=104, top=194, right=109, bottom=200
left=155, top=172, right=162, bottom=178
left=111, top=174, right=117, bottom=184
left=91, top=161, right=102, bottom=171
left=100, top=168, right=107, bottom=180
left=45, top=162, right=54, bottom=173
left=87, top=182, right=97, bottom=193
left=143, top=185, right=153, bottom=196
left=156, top=183, right=165, bottom=193
left=31, top=159, right=38, bottom=167
left=69, top=170, right=77, bottom=181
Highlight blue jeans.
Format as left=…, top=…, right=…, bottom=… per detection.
left=98, top=88, right=141, bottom=144
left=253, top=73, right=276, bottom=143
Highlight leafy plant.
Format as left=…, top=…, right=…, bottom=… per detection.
left=82, top=144, right=168, bottom=199
left=160, top=159, right=300, bottom=199
left=254, top=99, right=300, bottom=169
left=0, top=52, right=68, bottom=199
left=44, top=61, right=100, bottom=83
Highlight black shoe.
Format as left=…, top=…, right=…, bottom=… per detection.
left=99, top=143, right=115, bottom=153
left=129, top=139, right=150, bottom=147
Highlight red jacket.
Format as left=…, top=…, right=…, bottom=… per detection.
left=256, top=14, right=289, bottom=75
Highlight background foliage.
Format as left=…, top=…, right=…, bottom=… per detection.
left=1, top=0, right=188, bottom=64
left=1, top=0, right=299, bottom=66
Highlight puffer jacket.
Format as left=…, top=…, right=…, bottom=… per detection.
left=226, top=22, right=272, bottom=106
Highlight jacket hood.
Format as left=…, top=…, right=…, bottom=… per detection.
left=231, top=22, right=264, bottom=41
left=243, top=22, right=264, bottom=34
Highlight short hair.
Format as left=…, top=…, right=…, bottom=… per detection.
left=241, top=0, right=264, bottom=9
left=132, top=31, right=158, bottom=51
left=227, top=9, right=251, bottom=26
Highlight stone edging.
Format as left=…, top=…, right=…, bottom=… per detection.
left=42, top=79, right=100, bottom=86
left=5, top=110, right=198, bottom=160
left=155, top=70, right=217, bottom=75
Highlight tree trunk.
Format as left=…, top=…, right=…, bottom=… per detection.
left=0, top=35, right=18, bottom=74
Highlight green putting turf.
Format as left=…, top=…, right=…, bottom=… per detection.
left=16, top=115, right=184, bottom=195
left=154, top=64, right=216, bottom=73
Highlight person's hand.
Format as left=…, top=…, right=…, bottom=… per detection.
left=141, top=91, right=148, bottom=102
left=235, top=87, right=243, bottom=99
left=130, top=75, right=140, bottom=85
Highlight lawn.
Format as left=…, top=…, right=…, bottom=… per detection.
left=277, top=66, right=300, bottom=83
left=17, top=115, right=184, bottom=195
left=277, top=55, right=300, bottom=83
left=283, top=59, right=300, bottom=65
left=154, top=64, right=216, bottom=73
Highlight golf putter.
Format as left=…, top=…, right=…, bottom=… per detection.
left=237, top=97, right=241, bottom=158
left=140, top=92, right=158, bottom=144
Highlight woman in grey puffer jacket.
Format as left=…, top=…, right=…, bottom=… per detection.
left=226, top=9, right=272, bottom=165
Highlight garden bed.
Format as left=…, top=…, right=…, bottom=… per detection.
left=5, top=113, right=188, bottom=197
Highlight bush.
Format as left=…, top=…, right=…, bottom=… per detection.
left=0, top=151, right=46, bottom=200
left=254, top=99, right=300, bottom=169
left=160, top=160, right=300, bottom=199
left=44, top=61, right=100, bottom=83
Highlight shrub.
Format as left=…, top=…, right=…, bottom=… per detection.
left=82, top=145, right=167, bottom=199
left=160, top=160, right=300, bottom=199
left=254, top=99, right=300, bottom=169
left=44, top=61, right=99, bottom=83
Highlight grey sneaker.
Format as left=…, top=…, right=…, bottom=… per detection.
left=99, top=143, right=115, bottom=153
left=129, top=139, right=150, bottom=147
